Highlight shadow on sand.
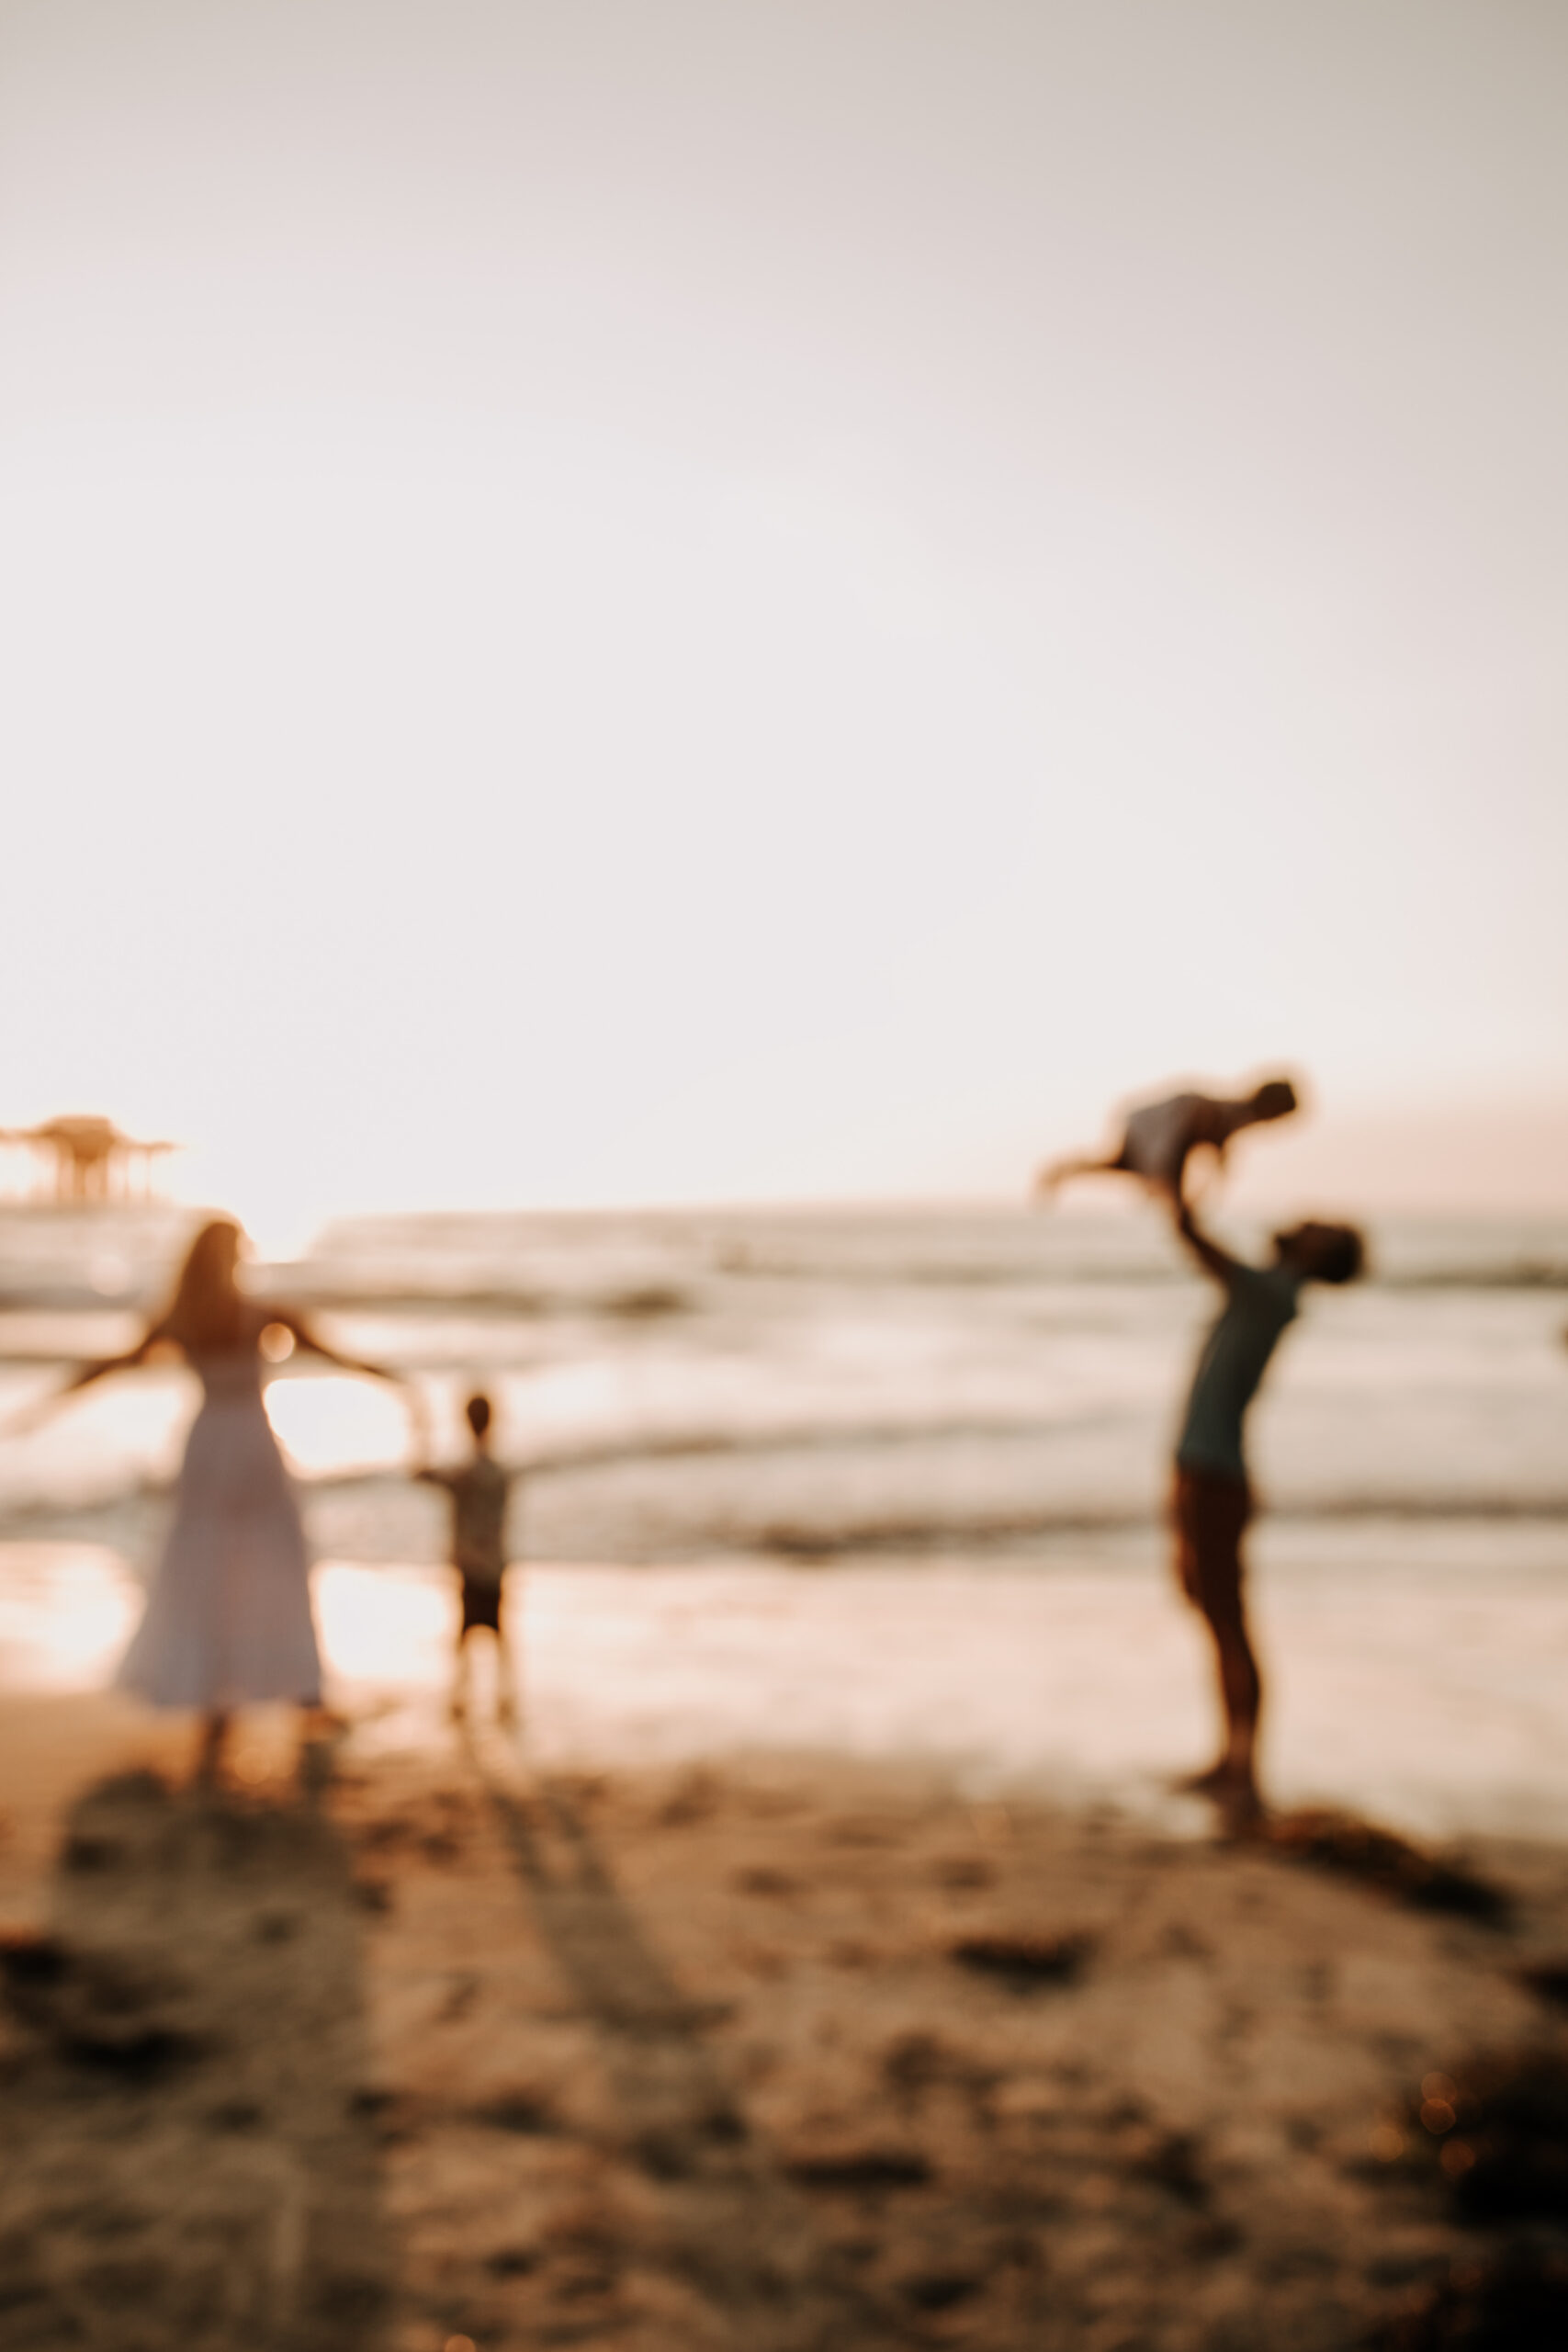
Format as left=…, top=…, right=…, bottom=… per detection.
left=473, top=1742, right=933, bottom=2351
left=0, top=1758, right=389, bottom=2352
left=1264, top=1807, right=1511, bottom=1924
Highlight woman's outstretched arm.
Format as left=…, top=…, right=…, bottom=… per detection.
left=272, top=1309, right=401, bottom=1386
left=1, top=1321, right=168, bottom=1434
left=272, top=1310, right=430, bottom=1455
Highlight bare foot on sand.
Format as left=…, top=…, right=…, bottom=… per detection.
left=1170, top=1761, right=1266, bottom=1832
left=1215, top=1781, right=1268, bottom=1837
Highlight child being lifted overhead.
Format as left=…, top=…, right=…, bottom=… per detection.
left=418, top=1391, right=519, bottom=1726
left=1035, top=1073, right=1300, bottom=1208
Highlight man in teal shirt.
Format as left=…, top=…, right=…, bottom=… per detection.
left=1169, top=1197, right=1364, bottom=1819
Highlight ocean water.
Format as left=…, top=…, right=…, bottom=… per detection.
left=3, top=1201, right=1566, bottom=1830
left=3, top=1200, right=1564, bottom=1564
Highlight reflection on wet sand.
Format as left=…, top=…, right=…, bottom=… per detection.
left=10, top=1542, right=1568, bottom=1839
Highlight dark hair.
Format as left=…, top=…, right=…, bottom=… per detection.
left=465, top=1392, right=492, bottom=1438
left=1252, top=1077, right=1299, bottom=1119
left=1313, top=1226, right=1364, bottom=1285
left=1274, top=1220, right=1365, bottom=1284
left=162, top=1219, right=246, bottom=1351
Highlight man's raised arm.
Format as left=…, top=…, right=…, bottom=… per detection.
left=1170, top=1198, right=1247, bottom=1288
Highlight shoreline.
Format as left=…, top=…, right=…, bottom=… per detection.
left=7, top=1534, right=1568, bottom=1843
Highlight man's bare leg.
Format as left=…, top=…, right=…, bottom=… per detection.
left=196, top=1708, right=231, bottom=1787
left=450, top=1630, right=470, bottom=1722
left=1168, top=1468, right=1262, bottom=1814
left=1194, top=1605, right=1263, bottom=1816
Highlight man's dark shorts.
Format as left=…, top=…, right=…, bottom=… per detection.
left=460, top=1575, right=503, bottom=1634
left=1172, top=1464, right=1252, bottom=1624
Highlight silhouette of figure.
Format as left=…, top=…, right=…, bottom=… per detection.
left=1168, top=1195, right=1363, bottom=1820
left=13, top=1218, right=412, bottom=1781
left=1036, top=1075, right=1299, bottom=1207
left=417, top=1391, right=519, bottom=1727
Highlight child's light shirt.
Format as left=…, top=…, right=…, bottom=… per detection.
left=1122, top=1093, right=1206, bottom=1186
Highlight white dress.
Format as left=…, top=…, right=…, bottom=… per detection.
left=117, top=1329, right=321, bottom=1710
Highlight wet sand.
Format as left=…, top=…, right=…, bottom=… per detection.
left=11, top=1536, right=1568, bottom=1840
left=5, top=1699, right=1568, bottom=2349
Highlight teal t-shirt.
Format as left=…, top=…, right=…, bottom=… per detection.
left=1176, top=1261, right=1302, bottom=1482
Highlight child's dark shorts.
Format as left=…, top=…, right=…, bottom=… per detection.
left=1171, top=1465, right=1252, bottom=1624
left=459, top=1574, right=504, bottom=1634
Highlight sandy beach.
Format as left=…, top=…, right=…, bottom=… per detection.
left=6, top=0, right=1568, bottom=2324
left=6, top=1682, right=1568, bottom=2352
left=4, top=1206, right=1566, bottom=2344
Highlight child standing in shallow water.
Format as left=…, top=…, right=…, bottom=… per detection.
left=418, top=1393, right=519, bottom=1725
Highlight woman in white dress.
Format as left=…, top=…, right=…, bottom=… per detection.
left=34, top=1218, right=412, bottom=1781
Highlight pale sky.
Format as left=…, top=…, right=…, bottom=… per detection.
left=2, top=0, right=1564, bottom=1243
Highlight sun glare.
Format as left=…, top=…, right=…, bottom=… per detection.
left=312, top=1562, right=452, bottom=1690
left=0, top=1545, right=141, bottom=1692
left=263, top=1375, right=407, bottom=1478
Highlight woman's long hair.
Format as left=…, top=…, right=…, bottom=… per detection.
left=160, top=1219, right=247, bottom=1352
